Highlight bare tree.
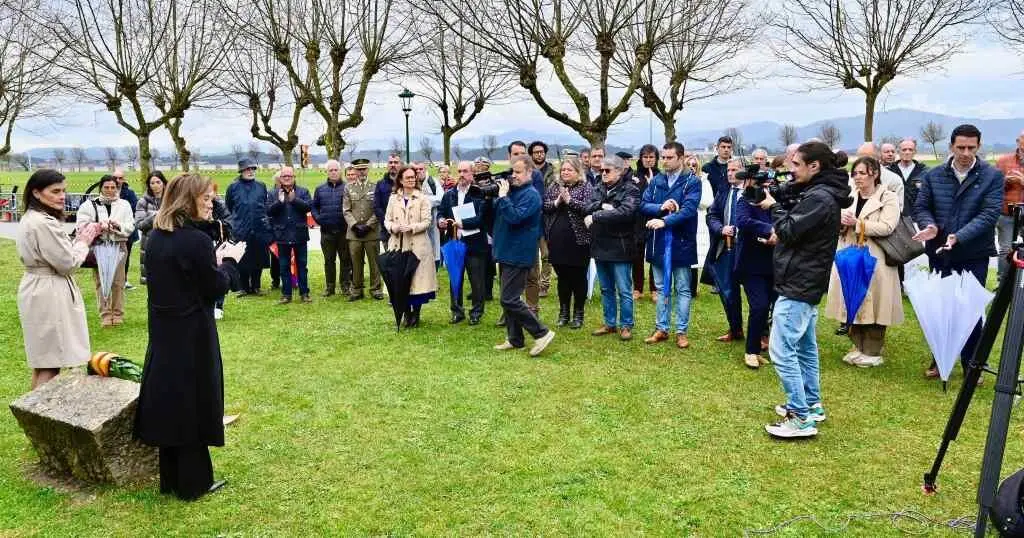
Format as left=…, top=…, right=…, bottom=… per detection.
left=452, top=143, right=463, bottom=161
left=71, top=146, right=87, bottom=171
left=123, top=145, right=139, bottom=169
left=724, top=128, right=744, bottom=158
left=218, top=34, right=309, bottom=166
left=391, top=138, right=403, bottom=160
left=52, top=148, right=67, bottom=171
left=402, top=11, right=513, bottom=163
left=247, top=141, right=261, bottom=161
left=921, top=121, right=945, bottom=160
left=374, top=148, right=383, bottom=166
left=482, top=134, right=498, bottom=160
left=418, top=137, right=435, bottom=164
left=0, top=3, right=58, bottom=159
left=771, top=0, right=985, bottom=141
left=635, top=0, right=759, bottom=142
left=818, top=122, right=841, bottom=149
left=268, top=147, right=281, bottom=164
left=167, top=148, right=179, bottom=170
left=991, top=0, right=1024, bottom=53
left=225, top=0, right=412, bottom=159
left=11, top=152, right=29, bottom=170
left=39, top=0, right=194, bottom=181
left=345, top=139, right=359, bottom=163
left=104, top=147, right=118, bottom=170
left=779, top=124, right=798, bottom=147
left=150, top=148, right=161, bottom=168
left=232, top=144, right=245, bottom=162
left=426, top=0, right=677, bottom=147
left=190, top=147, right=201, bottom=169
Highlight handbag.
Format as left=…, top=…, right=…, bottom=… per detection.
left=875, top=215, right=925, bottom=266
left=70, top=199, right=99, bottom=268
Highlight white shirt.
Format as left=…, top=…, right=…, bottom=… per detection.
left=951, top=157, right=977, bottom=183
left=898, top=161, right=915, bottom=180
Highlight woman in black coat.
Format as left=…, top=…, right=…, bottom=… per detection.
left=134, top=173, right=241, bottom=501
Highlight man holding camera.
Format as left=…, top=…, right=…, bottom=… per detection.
left=344, top=161, right=384, bottom=301
left=267, top=166, right=313, bottom=304
left=439, top=161, right=488, bottom=325
left=914, top=124, right=1004, bottom=377
left=311, top=159, right=353, bottom=297
left=757, top=142, right=852, bottom=439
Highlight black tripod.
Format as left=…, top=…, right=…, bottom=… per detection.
left=922, top=216, right=1024, bottom=536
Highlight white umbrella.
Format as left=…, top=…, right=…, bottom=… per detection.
left=586, top=259, right=597, bottom=300
left=93, top=241, right=123, bottom=300
left=905, top=268, right=994, bottom=383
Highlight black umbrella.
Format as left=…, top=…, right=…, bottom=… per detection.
left=377, top=238, right=421, bottom=331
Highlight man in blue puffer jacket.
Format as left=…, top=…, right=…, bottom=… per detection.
left=226, top=159, right=271, bottom=296
left=639, top=141, right=702, bottom=350
left=492, top=155, right=555, bottom=357
left=311, top=159, right=352, bottom=297
left=913, top=124, right=1004, bottom=376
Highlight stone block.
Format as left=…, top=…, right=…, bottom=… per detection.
left=9, top=371, right=157, bottom=484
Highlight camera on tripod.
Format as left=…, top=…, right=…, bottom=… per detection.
left=737, top=164, right=799, bottom=207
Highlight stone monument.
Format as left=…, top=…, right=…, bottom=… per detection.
left=9, top=370, right=157, bottom=485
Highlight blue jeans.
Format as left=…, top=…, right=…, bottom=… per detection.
left=595, top=261, right=634, bottom=328
left=769, top=296, right=820, bottom=420
left=278, top=242, right=309, bottom=297
left=651, top=264, right=692, bottom=334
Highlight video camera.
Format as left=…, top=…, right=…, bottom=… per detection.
left=738, top=164, right=800, bottom=208
left=472, top=170, right=505, bottom=199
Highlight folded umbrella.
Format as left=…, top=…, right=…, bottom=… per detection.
left=708, top=235, right=736, bottom=307
left=661, top=227, right=674, bottom=300
left=93, top=241, right=123, bottom=300
left=377, top=237, right=420, bottom=331
left=587, top=259, right=598, bottom=300
left=440, top=229, right=467, bottom=298
left=833, top=224, right=877, bottom=325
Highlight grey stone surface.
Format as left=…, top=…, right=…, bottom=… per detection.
left=9, top=370, right=157, bottom=484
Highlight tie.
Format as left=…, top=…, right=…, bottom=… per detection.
left=725, top=188, right=738, bottom=226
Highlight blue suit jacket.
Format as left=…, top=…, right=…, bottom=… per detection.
left=640, top=171, right=701, bottom=267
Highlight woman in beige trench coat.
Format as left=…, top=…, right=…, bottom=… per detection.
left=825, top=156, right=903, bottom=367
left=16, top=170, right=103, bottom=388
left=385, top=166, right=438, bottom=328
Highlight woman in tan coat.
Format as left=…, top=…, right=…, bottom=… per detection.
left=76, top=175, right=136, bottom=326
left=825, top=156, right=903, bottom=367
left=16, top=170, right=103, bottom=388
left=385, top=166, right=437, bottom=327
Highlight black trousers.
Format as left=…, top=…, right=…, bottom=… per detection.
left=451, top=252, right=487, bottom=319
left=125, top=240, right=135, bottom=278
left=742, top=274, right=776, bottom=355
left=269, top=249, right=280, bottom=287
left=553, top=263, right=588, bottom=312
left=238, top=240, right=267, bottom=292
left=500, top=263, right=548, bottom=347
left=486, top=252, right=497, bottom=300
left=320, top=230, right=353, bottom=293
left=722, top=273, right=744, bottom=335
left=159, top=445, right=214, bottom=501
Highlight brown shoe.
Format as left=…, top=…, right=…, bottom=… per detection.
left=676, top=333, right=690, bottom=349
left=644, top=330, right=669, bottom=344
left=924, top=366, right=939, bottom=379
left=632, top=290, right=641, bottom=300
left=716, top=332, right=743, bottom=343
left=591, top=325, right=616, bottom=336
left=619, top=327, right=632, bottom=341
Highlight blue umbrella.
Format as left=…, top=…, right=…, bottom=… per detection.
left=440, top=232, right=468, bottom=299
left=660, top=227, right=674, bottom=299
left=708, top=237, right=736, bottom=306
left=833, top=226, right=877, bottom=325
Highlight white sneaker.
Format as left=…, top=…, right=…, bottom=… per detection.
left=494, top=341, right=516, bottom=351
left=765, top=413, right=818, bottom=438
left=214, top=308, right=224, bottom=320
left=842, top=350, right=862, bottom=364
left=853, top=354, right=883, bottom=368
left=124, top=282, right=135, bottom=290
left=529, top=330, right=555, bottom=357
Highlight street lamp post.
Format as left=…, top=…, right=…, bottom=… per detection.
left=399, top=88, right=415, bottom=164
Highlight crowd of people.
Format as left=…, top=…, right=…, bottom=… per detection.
left=11, top=124, right=1024, bottom=502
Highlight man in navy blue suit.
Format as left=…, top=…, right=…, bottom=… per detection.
left=706, top=158, right=745, bottom=343
left=438, top=161, right=489, bottom=325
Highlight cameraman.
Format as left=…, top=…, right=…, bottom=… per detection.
left=756, top=142, right=852, bottom=439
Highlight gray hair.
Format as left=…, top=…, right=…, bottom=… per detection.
left=325, top=159, right=341, bottom=170
left=752, top=148, right=768, bottom=159
left=900, top=137, right=918, bottom=149
left=601, top=155, right=625, bottom=172
left=728, top=157, right=745, bottom=167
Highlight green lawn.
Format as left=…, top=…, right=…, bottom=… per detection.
left=0, top=238, right=1022, bottom=537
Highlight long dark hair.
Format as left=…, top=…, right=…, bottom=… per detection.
left=796, top=142, right=848, bottom=172
left=636, top=144, right=660, bottom=178
left=24, top=169, right=66, bottom=220
left=146, top=170, right=168, bottom=197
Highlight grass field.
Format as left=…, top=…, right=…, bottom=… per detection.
left=1, top=235, right=1022, bottom=536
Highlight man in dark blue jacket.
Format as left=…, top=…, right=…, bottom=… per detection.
left=492, top=155, right=555, bottom=356
left=702, top=136, right=733, bottom=199
left=438, top=161, right=488, bottom=325
left=913, top=124, right=1004, bottom=376
left=374, top=153, right=402, bottom=247
left=640, top=141, right=701, bottom=350
left=707, top=159, right=746, bottom=344
left=311, top=159, right=352, bottom=297
left=226, top=159, right=271, bottom=296
left=495, top=140, right=547, bottom=315
left=267, top=166, right=313, bottom=304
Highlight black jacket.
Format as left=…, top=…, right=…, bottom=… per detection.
left=769, top=168, right=852, bottom=305
left=585, top=177, right=640, bottom=262
left=887, top=160, right=928, bottom=219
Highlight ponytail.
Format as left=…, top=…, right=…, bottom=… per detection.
left=797, top=141, right=848, bottom=171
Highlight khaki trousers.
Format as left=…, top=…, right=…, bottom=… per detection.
left=349, top=239, right=381, bottom=295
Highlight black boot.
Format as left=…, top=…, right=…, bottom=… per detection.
left=408, top=305, right=421, bottom=328
left=569, top=306, right=584, bottom=329
left=556, top=304, right=570, bottom=327
left=403, top=308, right=415, bottom=328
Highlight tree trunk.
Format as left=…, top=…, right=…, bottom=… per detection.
left=281, top=143, right=296, bottom=166
left=137, top=134, right=153, bottom=184
left=442, top=128, right=453, bottom=165
left=583, top=130, right=607, bottom=149
left=863, top=91, right=877, bottom=142
left=323, top=123, right=343, bottom=160
left=167, top=118, right=191, bottom=172
left=662, top=119, right=677, bottom=143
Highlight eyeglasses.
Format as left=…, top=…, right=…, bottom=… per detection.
left=600, top=168, right=614, bottom=173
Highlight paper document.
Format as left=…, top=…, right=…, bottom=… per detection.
left=453, top=203, right=476, bottom=221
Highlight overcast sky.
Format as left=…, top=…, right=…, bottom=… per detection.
left=15, top=41, right=1023, bottom=154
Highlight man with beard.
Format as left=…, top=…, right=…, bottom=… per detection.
left=374, top=153, right=402, bottom=248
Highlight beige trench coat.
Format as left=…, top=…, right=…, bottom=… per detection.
left=385, top=190, right=438, bottom=296
left=16, top=210, right=92, bottom=368
left=825, top=186, right=904, bottom=326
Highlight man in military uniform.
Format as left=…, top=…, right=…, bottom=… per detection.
left=344, top=159, right=384, bottom=300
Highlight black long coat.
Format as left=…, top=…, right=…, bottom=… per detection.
left=134, top=222, right=235, bottom=448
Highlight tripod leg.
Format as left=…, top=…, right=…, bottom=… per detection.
left=923, top=261, right=1015, bottom=492
left=975, top=265, right=1024, bottom=537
